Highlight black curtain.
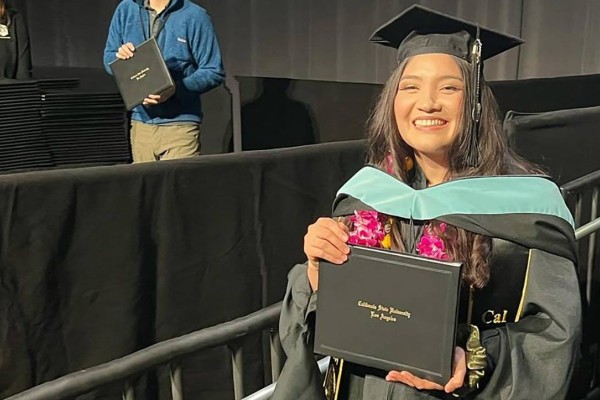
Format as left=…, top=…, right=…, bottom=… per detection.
left=0, top=141, right=365, bottom=398
left=22, top=0, right=600, bottom=81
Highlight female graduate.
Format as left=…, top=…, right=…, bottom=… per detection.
left=0, top=0, right=31, bottom=80
left=272, top=5, right=581, bottom=400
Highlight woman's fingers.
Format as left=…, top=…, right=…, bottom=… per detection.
left=304, top=218, right=350, bottom=264
left=388, top=371, right=443, bottom=391
left=315, top=217, right=349, bottom=241
left=313, top=225, right=349, bottom=252
left=403, top=371, right=444, bottom=391
left=305, top=242, right=346, bottom=264
left=304, top=234, right=349, bottom=263
left=336, top=219, right=350, bottom=234
left=445, top=347, right=467, bottom=393
left=385, top=371, right=413, bottom=386
left=386, top=348, right=466, bottom=393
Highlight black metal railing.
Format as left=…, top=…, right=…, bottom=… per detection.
left=5, top=302, right=283, bottom=400
left=6, top=170, right=600, bottom=400
left=242, top=357, right=330, bottom=400
left=561, top=170, right=600, bottom=304
left=561, top=170, right=600, bottom=396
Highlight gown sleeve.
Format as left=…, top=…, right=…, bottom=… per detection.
left=476, top=249, right=581, bottom=399
left=13, top=12, right=32, bottom=80
left=383, top=248, right=581, bottom=400
left=271, top=252, right=581, bottom=400
left=271, top=263, right=327, bottom=400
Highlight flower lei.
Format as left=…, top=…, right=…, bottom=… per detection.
left=347, top=211, right=449, bottom=260
left=347, top=210, right=392, bottom=249
left=416, top=222, right=450, bottom=260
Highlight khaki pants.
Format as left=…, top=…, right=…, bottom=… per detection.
left=130, top=121, right=201, bottom=163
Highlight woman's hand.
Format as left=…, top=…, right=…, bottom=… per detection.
left=303, top=217, right=350, bottom=291
left=385, top=346, right=466, bottom=393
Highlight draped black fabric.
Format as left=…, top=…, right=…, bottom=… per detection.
left=21, top=0, right=600, bottom=81
left=503, top=105, right=600, bottom=185
left=0, top=141, right=365, bottom=399
left=273, top=168, right=581, bottom=400
left=491, top=74, right=600, bottom=117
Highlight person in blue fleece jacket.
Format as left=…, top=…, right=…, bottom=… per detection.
left=103, top=0, right=224, bottom=162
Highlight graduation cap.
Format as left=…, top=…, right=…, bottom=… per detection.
left=370, top=5, right=523, bottom=63
left=370, top=5, right=524, bottom=167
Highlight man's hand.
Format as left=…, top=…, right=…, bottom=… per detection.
left=116, top=43, right=135, bottom=60
left=143, top=94, right=166, bottom=106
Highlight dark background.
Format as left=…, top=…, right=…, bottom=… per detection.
left=17, top=0, right=600, bottom=81
left=15, top=0, right=600, bottom=154
left=2, top=1, right=600, bottom=399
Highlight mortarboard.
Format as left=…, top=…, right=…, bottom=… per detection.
left=370, top=4, right=524, bottom=63
left=369, top=5, right=524, bottom=167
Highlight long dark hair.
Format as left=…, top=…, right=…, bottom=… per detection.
left=0, top=0, right=10, bottom=25
left=365, top=55, right=543, bottom=288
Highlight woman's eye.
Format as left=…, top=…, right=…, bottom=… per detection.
left=400, top=85, right=418, bottom=91
left=442, top=86, right=460, bottom=92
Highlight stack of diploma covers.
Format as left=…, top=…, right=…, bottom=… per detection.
left=109, top=37, right=175, bottom=111
left=39, top=88, right=129, bottom=166
left=0, top=79, right=54, bottom=171
left=315, top=245, right=462, bottom=385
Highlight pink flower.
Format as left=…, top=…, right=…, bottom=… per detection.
left=348, top=210, right=386, bottom=248
left=386, top=154, right=394, bottom=174
left=416, top=224, right=449, bottom=260
left=438, top=222, right=447, bottom=233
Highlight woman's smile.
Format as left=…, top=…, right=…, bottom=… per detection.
left=413, top=117, right=449, bottom=129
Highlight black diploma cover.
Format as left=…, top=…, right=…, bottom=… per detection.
left=314, top=245, right=462, bottom=385
left=109, top=37, right=175, bottom=110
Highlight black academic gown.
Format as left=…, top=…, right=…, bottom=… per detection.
left=272, top=167, right=581, bottom=400
left=0, top=9, right=32, bottom=80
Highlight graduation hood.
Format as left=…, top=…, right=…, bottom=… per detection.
left=333, top=166, right=577, bottom=262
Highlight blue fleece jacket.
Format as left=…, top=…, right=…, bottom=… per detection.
left=103, top=0, right=224, bottom=124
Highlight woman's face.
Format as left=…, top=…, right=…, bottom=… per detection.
left=394, top=53, right=465, bottom=161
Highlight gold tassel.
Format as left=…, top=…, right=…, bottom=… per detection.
left=465, top=324, right=487, bottom=389
left=323, top=358, right=344, bottom=400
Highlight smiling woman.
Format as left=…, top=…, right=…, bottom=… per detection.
left=272, top=4, right=582, bottom=400
left=0, top=0, right=31, bottom=79
left=368, top=50, right=535, bottom=188
left=394, top=54, right=465, bottom=180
